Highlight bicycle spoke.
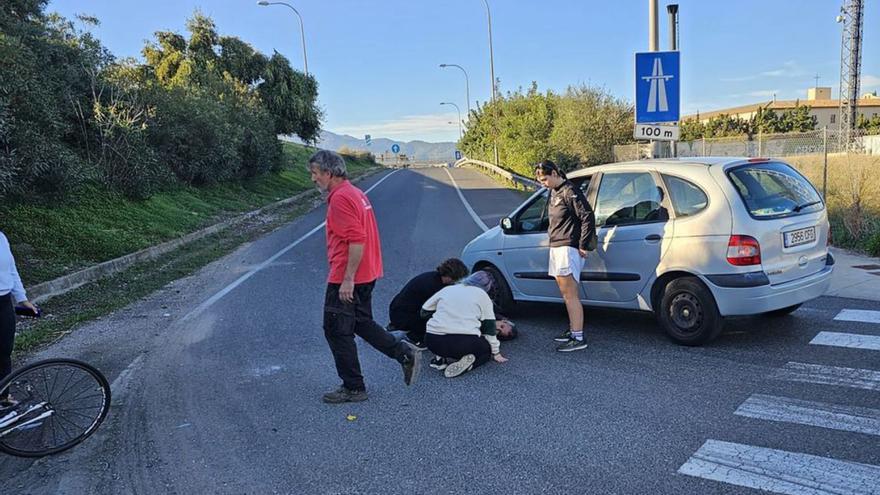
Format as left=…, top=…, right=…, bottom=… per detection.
left=56, top=393, right=105, bottom=405
left=55, top=412, right=87, bottom=438
left=53, top=374, right=91, bottom=404
left=56, top=408, right=99, bottom=423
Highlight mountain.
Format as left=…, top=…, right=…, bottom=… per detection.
left=285, top=131, right=458, bottom=162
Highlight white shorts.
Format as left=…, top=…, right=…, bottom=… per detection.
left=548, top=246, right=584, bottom=279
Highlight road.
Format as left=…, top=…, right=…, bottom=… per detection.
left=2, top=167, right=879, bottom=494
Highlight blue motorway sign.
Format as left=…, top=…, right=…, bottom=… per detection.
left=454, top=150, right=462, bottom=160
left=391, top=143, right=400, bottom=154
left=635, top=51, right=680, bottom=124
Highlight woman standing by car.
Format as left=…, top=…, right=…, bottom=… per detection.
left=1, top=230, right=38, bottom=406
left=534, top=160, right=596, bottom=352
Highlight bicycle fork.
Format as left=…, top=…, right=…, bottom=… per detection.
left=0, top=402, right=51, bottom=437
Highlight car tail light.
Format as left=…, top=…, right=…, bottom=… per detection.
left=727, top=235, right=761, bottom=266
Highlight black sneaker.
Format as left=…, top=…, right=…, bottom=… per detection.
left=405, top=336, right=428, bottom=351
left=444, top=354, right=476, bottom=378
left=429, top=356, right=449, bottom=371
left=553, top=330, right=572, bottom=342
left=401, top=341, right=422, bottom=386
left=556, top=338, right=588, bottom=352
left=322, top=387, right=368, bottom=404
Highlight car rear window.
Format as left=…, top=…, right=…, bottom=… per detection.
left=727, top=162, right=823, bottom=219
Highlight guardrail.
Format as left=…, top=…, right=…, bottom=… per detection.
left=453, top=158, right=540, bottom=191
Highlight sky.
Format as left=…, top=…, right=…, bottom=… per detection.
left=48, top=0, right=880, bottom=143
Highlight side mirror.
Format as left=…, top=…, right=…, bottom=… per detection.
left=500, top=217, right=513, bottom=232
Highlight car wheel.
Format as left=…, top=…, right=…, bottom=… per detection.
left=483, top=265, right=514, bottom=315
left=763, top=303, right=802, bottom=317
left=657, top=277, right=722, bottom=346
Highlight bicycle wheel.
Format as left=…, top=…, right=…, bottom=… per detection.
left=0, top=359, right=111, bottom=457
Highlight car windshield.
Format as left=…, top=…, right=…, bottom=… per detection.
left=727, top=162, right=823, bottom=219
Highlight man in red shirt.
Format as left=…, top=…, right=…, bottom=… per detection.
left=309, top=150, right=420, bottom=404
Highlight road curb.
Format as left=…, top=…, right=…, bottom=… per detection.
left=29, top=166, right=385, bottom=303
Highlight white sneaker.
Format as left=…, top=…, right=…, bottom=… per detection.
left=443, top=354, right=476, bottom=378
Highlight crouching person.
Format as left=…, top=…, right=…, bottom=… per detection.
left=421, top=271, right=509, bottom=378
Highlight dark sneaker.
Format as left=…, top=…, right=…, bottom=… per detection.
left=553, top=330, right=572, bottom=342
left=322, top=387, right=368, bottom=404
left=444, top=354, right=476, bottom=378
left=406, top=337, right=428, bottom=351
left=429, top=356, right=449, bottom=371
left=556, top=338, right=588, bottom=352
left=401, top=341, right=422, bottom=386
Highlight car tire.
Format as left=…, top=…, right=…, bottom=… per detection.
left=483, top=265, right=514, bottom=315
left=657, top=277, right=723, bottom=346
left=763, top=303, right=802, bottom=317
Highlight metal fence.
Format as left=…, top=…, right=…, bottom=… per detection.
left=613, top=128, right=880, bottom=162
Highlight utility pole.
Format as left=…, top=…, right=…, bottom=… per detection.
left=668, top=4, right=679, bottom=158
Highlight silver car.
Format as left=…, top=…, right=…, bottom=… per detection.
left=461, top=157, right=834, bottom=345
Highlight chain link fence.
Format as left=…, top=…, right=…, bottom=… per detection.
left=613, top=128, right=880, bottom=162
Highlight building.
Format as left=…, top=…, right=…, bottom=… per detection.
left=683, top=88, right=880, bottom=129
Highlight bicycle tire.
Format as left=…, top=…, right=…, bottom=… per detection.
left=0, top=358, right=111, bottom=457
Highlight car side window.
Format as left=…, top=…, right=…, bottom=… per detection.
left=662, top=174, right=708, bottom=217
left=594, top=172, right=667, bottom=227
left=514, top=175, right=591, bottom=233
left=517, top=190, right=549, bottom=233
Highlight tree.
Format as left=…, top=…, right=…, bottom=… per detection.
left=258, top=52, right=322, bottom=142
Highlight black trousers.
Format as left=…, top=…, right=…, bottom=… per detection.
left=323, top=282, right=406, bottom=391
left=425, top=333, right=491, bottom=369
left=0, top=294, right=15, bottom=383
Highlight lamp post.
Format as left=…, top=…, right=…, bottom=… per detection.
left=480, top=0, right=499, bottom=167
left=439, top=64, right=471, bottom=116
left=441, top=102, right=462, bottom=139
left=257, top=1, right=309, bottom=76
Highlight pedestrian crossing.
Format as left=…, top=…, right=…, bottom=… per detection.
left=678, top=307, right=880, bottom=494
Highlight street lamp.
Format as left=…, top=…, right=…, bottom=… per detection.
left=440, top=102, right=462, bottom=139
left=439, top=64, right=471, bottom=116
left=257, top=1, right=309, bottom=76
left=480, top=0, right=499, bottom=167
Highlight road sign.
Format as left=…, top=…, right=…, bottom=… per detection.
left=391, top=144, right=400, bottom=154
left=634, top=123, right=680, bottom=142
left=364, top=134, right=371, bottom=146
left=454, top=150, right=462, bottom=160
left=635, top=51, right=680, bottom=124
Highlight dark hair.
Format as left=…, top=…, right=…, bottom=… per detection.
left=534, top=160, right=566, bottom=180
left=436, top=258, right=469, bottom=282
left=497, top=321, right=518, bottom=341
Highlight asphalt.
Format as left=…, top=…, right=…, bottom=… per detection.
left=2, top=167, right=879, bottom=494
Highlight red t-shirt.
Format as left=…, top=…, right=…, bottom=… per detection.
left=325, top=180, right=384, bottom=284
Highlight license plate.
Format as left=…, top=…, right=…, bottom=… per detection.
left=784, top=227, right=816, bottom=247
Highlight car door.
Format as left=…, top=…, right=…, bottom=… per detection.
left=582, top=170, right=673, bottom=303
left=503, top=176, right=592, bottom=299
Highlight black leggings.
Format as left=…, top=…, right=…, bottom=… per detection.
left=0, top=294, right=15, bottom=383
left=425, top=333, right=491, bottom=369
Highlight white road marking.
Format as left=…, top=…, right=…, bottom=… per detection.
left=810, top=332, right=880, bottom=351
left=835, top=309, right=880, bottom=325
left=443, top=168, right=489, bottom=232
left=734, top=394, right=880, bottom=436
left=678, top=439, right=880, bottom=495
left=770, top=362, right=880, bottom=391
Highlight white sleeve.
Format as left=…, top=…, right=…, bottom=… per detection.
left=422, top=290, right=441, bottom=312
left=484, top=334, right=500, bottom=355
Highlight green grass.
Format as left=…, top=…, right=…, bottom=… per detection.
left=12, top=197, right=321, bottom=354
left=2, top=142, right=376, bottom=285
